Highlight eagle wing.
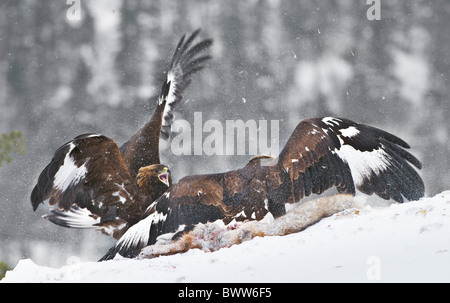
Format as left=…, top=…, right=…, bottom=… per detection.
left=99, top=174, right=228, bottom=260
left=31, top=134, right=146, bottom=239
left=120, top=29, right=213, bottom=178
left=101, top=117, right=425, bottom=259
left=160, top=28, right=213, bottom=140
left=274, top=117, right=424, bottom=203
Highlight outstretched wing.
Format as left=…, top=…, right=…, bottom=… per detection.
left=120, top=29, right=213, bottom=178
left=31, top=134, right=146, bottom=239
left=101, top=117, right=425, bottom=259
left=160, top=28, right=213, bottom=140
left=273, top=117, right=424, bottom=203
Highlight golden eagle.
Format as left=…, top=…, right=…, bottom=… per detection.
left=100, top=116, right=424, bottom=260
left=31, top=30, right=212, bottom=239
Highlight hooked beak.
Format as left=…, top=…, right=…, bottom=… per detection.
left=158, top=167, right=170, bottom=187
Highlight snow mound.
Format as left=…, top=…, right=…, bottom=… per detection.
left=3, top=191, right=450, bottom=283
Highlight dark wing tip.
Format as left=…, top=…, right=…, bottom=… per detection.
left=98, top=246, right=120, bottom=262
left=361, top=124, right=410, bottom=149
left=170, top=29, right=213, bottom=71
left=30, top=186, right=41, bottom=211
left=381, top=138, right=422, bottom=170
left=98, top=239, right=142, bottom=262
left=29, top=139, right=75, bottom=211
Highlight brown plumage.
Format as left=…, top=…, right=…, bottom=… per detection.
left=31, top=30, right=212, bottom=239
left=100, top=117, right=425, bottom=260
left=137, top=165, right=172, bottom=203
left=30, top=134, right=172, bottom=239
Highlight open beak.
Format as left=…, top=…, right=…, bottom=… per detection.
left=158, top=168, right=170, bottom=187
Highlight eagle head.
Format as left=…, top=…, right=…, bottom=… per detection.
left=137, top=164, right=172, bottom=195
left=157, top=166, right=171, bottom=187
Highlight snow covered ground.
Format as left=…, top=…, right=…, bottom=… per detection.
left=3, top=191, right=450, bottom=283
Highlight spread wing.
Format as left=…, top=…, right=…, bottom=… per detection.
left=120, top=29, right=213, bottom=178
left=31, top=134, right=147, bottom=239
left=160, top=28, right=213, bottom=140
left=274, top=117, right=424, bottom=203
left=101, top=117, right=425, bottom=259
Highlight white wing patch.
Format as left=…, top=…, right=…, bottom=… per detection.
left=160, top=70, right=180, bottom=135
left=335, top=145, right=389, bottom=186
left=339, top=126, right=360, bottom=138
left=44, top=205, right=100, bottom=229
left=165, top=70, right=178, bottom=106
left=322, top=117, right=342, bottom=127
left=321, top=117, right=390, bottom=186
left=53, top=143, right=87, bottom=191
left=115, top=217, right=151, bottom=255
left=115, top=203, right=168, bottom=255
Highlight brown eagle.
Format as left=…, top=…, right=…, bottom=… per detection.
left=99, top=116, right=425, bottom=260
left=30, top=30, right=212, bottom=239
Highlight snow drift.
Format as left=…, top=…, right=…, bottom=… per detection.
left=3, top=191, right=450, bottom=283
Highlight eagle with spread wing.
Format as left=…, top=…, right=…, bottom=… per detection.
left=31, top=30, right=212, bottom=239
left=99, top=116, right=425, bottom=260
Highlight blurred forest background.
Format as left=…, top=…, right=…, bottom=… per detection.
left=1, top=0, right=449, bottom=268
